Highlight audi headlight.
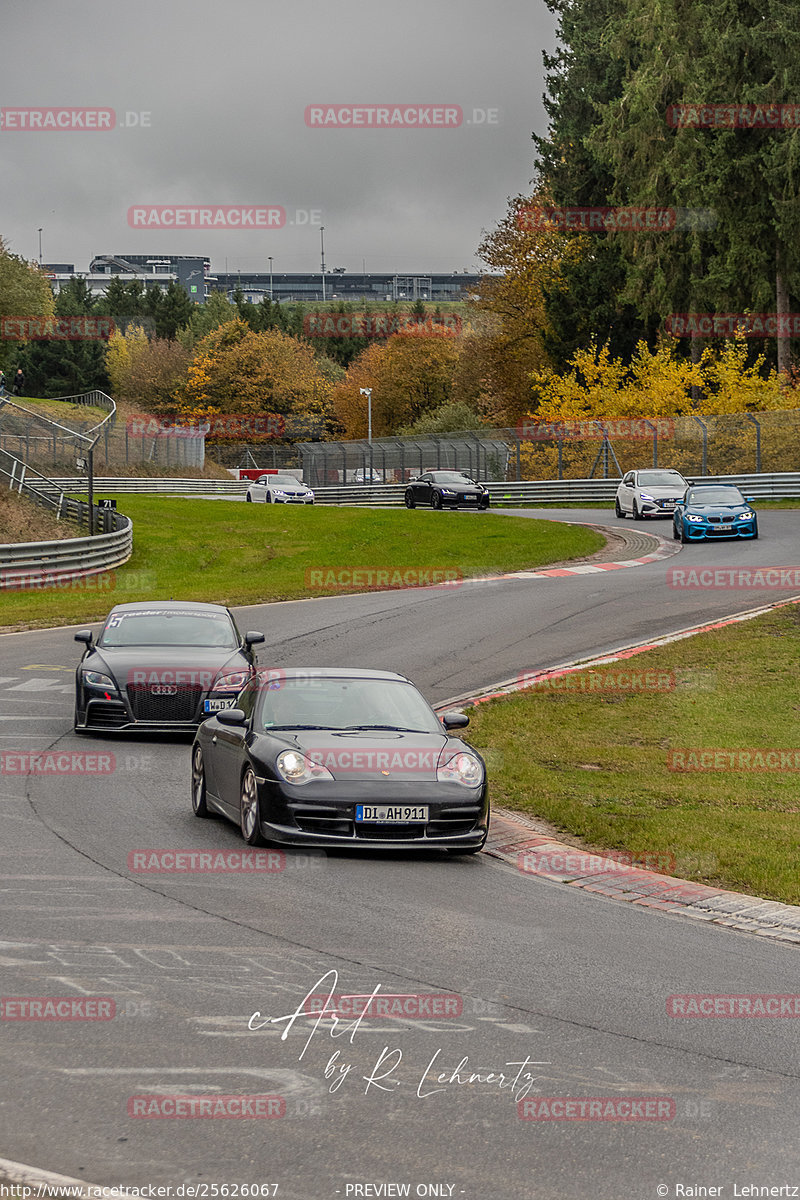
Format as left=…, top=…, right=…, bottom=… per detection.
left=213, top=670, right=250, bottom=692
left=81, top=670, right=117, bottom=691
left=276, top=749, right=334, bottom=785
left=440, top=488, right=456, bottom=496
left=738, top=510, right=754, bottom=520
left=686, top=514, right=705, bottom=523
left=437, top=751, right=483, bottom=787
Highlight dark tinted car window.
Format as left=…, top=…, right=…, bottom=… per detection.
left=99, top=610, right=238, bottom=648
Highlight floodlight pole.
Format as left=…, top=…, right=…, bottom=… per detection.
left=360, top=388, right=373, bottom=443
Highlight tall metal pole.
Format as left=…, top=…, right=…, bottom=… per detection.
left=38, top=228, right=43, bottom=265
left=268, top=257, right=273, bottom=300
left=320, top=226, right=326, bottom=301
left=360, top=388, right=372, bottom=444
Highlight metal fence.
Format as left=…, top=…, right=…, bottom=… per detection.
left=289, top=411, right=800, bottom=484
left=0, top=393, right=205, bottom=472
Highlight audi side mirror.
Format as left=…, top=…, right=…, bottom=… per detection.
left=244, top=631, right=265, bottom=647
left=74, top=630, right=93, bottom=646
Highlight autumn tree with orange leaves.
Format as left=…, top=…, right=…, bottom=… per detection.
left=331, top=326, right=461, bottom=439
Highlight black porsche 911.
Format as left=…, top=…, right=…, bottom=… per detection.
left=73, top=601, right=265, bottom=733
left=404, top=471, right=490, bottom=510
left=191, top=668, right=489, bottom=853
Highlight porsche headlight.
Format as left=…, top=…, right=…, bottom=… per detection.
left=437, top=751, right=483, bottom=787
left=276, top=749, right=334, bottom=785
left=81, top=670, right=117, bottom=691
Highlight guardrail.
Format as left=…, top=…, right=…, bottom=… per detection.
left=49, top=476, right=246, bottom=495
left=42, top=470, right=800, bottom=503
left=0, top=448, right=134, bottom=588
left=0, top=514, right=133, bottom=588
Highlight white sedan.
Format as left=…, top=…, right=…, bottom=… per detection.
left=615, top=469, right=689, bottom=519
left=245, top=474, right=315, bottom=504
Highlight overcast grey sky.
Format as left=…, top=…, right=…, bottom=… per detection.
left=2, top=0, right=557, bottom=276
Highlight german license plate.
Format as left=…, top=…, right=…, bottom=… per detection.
left=204, top=697, right=237, bottom=713
left=356, top=805, right=429, bottom=823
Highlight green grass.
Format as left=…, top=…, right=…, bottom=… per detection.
left=0, top=498, right=603, bottom=630
left=465, top=605, right=800, bottom=904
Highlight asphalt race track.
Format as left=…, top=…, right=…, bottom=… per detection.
left=2, top=508, right=800, bottom=1200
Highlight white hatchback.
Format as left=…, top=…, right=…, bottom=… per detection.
left=615, top=469, right=689, bottom=520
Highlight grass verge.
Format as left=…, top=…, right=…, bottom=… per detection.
left=0, top=498, right=604, bottom=630
left=465, top=604, right=800, bottom=905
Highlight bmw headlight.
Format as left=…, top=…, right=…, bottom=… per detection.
left=81, top=669, right=117, bottom=691
left=738, top=510, right=755, bottom=520
left=686, top=514, right=705, bottom=523
left=437, top=751, right=483, bottom=787
left=276, top=749, right=334, bottom=785
left=272, top=489, right=287, bottom=497
left=213, top=670, right=250, bottom=692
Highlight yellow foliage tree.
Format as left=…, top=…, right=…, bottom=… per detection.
left=105, top=324, right=149, bottom=399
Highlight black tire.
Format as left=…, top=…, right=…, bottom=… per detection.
left=679, top=520, right=688, bottom=544
left=240, top=765, right=267, bottom=846
left=191, top=744, right=211, bottom=818
left=632, top=500, right=643, bottom=521
left=479, top=499, right=490, bottom=510
left=752, top=524, right=759, bottom=540
left=431, top=492, right=443, bottom=510
left=672, top=520, right=680, bottom=541
left=405, top=491, right=416, bottom=509
left=615, top=498, right=625, bottom=518
left=266, top=494, right=272, bottom=503
left=245, top=494, right=252, bottom=502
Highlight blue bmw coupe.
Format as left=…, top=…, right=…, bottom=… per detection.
left=672, top=485, right=758, bottom=543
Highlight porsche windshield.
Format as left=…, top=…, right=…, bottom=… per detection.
left=99, top=610, right=239, bottom=648
left=256, top=677, right=442, bottom=734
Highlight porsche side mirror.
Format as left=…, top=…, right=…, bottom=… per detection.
left=217, top=708, right=247, bottom=726
left=442, top=711, right=470, bottom=730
